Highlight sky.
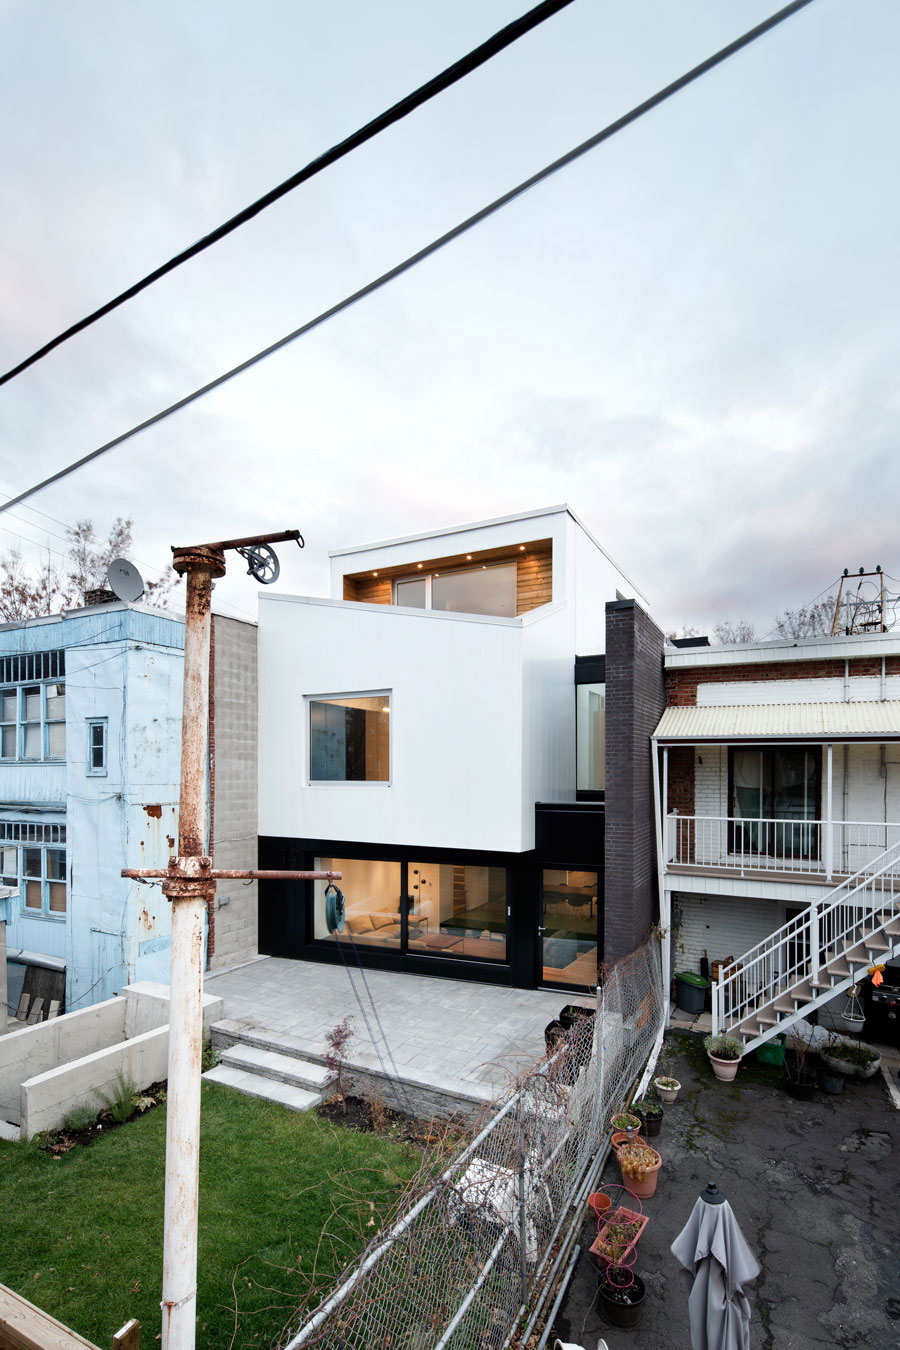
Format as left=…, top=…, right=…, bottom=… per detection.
left=1, top=0, right=898, bottom=637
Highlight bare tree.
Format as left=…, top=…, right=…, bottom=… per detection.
left=713, top=617, right=757, bottom=645
left=773, top=596, right=837, bottom=639
left=0, top=518, right=176, bottom=621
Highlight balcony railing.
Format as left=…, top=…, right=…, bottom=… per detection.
left=665, top=814, right=900, bottom=881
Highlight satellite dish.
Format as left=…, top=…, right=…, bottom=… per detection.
left=107, top=558, right=145, bottom=602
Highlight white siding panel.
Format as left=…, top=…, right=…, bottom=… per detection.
left=521, top=603, right=576, bottom=840
left=698, top=676, right=900, bottom=706
left=259, top=597, right=526, bottom=852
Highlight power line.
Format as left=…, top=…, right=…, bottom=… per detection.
left=0, top=0, right=818, bottom=517
left=0, top=0, right=577, bottom=388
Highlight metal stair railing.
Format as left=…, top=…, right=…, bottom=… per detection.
left=711, top=836, right=900, bottom=1040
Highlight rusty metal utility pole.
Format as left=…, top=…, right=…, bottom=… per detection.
left=123, top=531, right=339, bottom=1350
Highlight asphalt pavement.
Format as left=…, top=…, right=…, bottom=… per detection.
left=552, top=1029, right=900, bottom=1350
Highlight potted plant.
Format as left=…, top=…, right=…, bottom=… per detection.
left=609, top=1111, right=641, bottom=1149
left=588, top=1205, right=648, bottom=1269
left=704, top=1033, right=744, bottom=1082
left=616, top=1140, right=662, bottom=1199
left=653, top=1076, right=681, bottom=1104
left=595, top=1264, right=646, bottom=1328
left=819, top=1036, right=881, bottom=1081
left=633, top=1095, right=663, bottom=1138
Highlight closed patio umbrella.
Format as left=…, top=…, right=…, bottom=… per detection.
left=670, top=1182, right=761, bottom=1350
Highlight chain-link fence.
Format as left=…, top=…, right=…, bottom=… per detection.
left=284, top=938, right=664, bottom=1350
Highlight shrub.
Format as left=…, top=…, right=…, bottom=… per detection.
left=634, top=1095, right=663, bottom=1118
left=63, top=1104, right=98, bottom=1132
left=98, top=1073, right=138, bottom=1125
left=704, top=1034, right=743, bottom=1061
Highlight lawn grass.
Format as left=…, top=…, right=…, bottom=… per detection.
left=0, top=1082, right=421, bottom=1349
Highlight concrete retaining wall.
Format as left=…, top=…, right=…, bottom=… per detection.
left=0, top=999, right=125, bottom=1125
left=1, top=981, right=224, bottom=1138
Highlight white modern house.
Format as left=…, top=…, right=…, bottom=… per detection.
left=1, top=599, right=259, bottom=1020
left=257, top=505, right=659, bottom=991
left=652, top=630, right=900, bottom=1046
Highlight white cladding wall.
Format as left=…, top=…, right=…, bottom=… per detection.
left=259, top=596, right=536, bottom=852
left=690, top=744, right=900, bottom=824
left=673, top=892, right=782, bottom=973
left=571, top=516, right=646, bottom=655
left=521, top=603, right=576, bottom=832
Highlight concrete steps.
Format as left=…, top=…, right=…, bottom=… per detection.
left=0, top=1119, right=21, bottom=1142
left=202, top=1031, right=336, bottom=1113
left=219, top=1042, right=334, bottom=1093
left=203, top=1063, right=323, bottom=1112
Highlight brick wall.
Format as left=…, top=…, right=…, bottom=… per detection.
left=209, top=616, right=258, bottom=969
left=672, top=891, right=780, bottom=975
left=604, top=600, right=666, bottom=961
left=666, top=655, right=900, bottom=706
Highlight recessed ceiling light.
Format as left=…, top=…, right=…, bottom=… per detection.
left=466, top=554, right=472, bottom=560
left=519, top=545, right=526, bottom=551
left=372, top=571, right=378, bottom=577
left=417, top=563, right=423, bottom=569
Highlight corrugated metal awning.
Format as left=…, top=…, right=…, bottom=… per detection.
left=653, top=701, right=900, bottom=743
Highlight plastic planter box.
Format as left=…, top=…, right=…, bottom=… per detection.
left=675, top=971, right=708, bottom=1014
left=756, top=1035, right=786, bottom=1067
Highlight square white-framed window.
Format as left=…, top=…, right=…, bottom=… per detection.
left=0, top=679, right=66, bottom=761
left=87, top=718, right=108, bottom=775
left=307, top=691, right=391, bottom=784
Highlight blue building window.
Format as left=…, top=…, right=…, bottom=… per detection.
left=0, top=660, right=66, bottom=761
left=87, top=718, right=108, bottom=775
left=0, top=821, right=67, bottom=918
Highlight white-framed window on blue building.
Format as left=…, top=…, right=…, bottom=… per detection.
left=0, top=820, right=67, bottom=917
left=0, top=651, right=66, bottom=762
left=87, top=718, right=108, bottom=775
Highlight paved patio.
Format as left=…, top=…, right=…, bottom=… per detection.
left=204, top=955, right=580, bottom=1106
left=553, top=1027, right=900, bottom=1350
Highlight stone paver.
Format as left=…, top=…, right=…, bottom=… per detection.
left=205, top=955, right=577, bottom=1103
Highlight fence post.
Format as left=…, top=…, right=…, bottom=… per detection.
left=114, top=1321, right=141, bottom=1350
left=517, top=1143, right=528, bottom=1306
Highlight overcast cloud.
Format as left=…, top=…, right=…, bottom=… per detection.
left=1, top=0, right=898, bottom=635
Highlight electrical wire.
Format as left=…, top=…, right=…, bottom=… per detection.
left=0, top=0, right=819, bottom=517
left=0, top=0, right=577, bottom=387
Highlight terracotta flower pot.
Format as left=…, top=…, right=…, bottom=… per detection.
left=708, top=1052, right=740, bottom=1082
left=616, top=1143, right=662, bottom=1199
left=611, top=1128, right=642, bottom=1151
left=588, top=1191, right=613, bottom=1219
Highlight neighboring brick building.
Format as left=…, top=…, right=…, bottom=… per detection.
left=652, top=631, right=900, bottom=1011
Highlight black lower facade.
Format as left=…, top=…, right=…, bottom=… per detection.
left=258, top=802, right=604, bottom=991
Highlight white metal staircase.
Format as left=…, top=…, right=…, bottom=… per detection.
left=711, top=838, right=900, bottom=1052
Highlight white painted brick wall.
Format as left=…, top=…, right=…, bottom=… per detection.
left=685, top=744, right=900, bottom=830
left=672, top=892, right=781, bottom=974
left=693, top=746, right=727, bottom=817
left=697, top=675, right=900, bottom=706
